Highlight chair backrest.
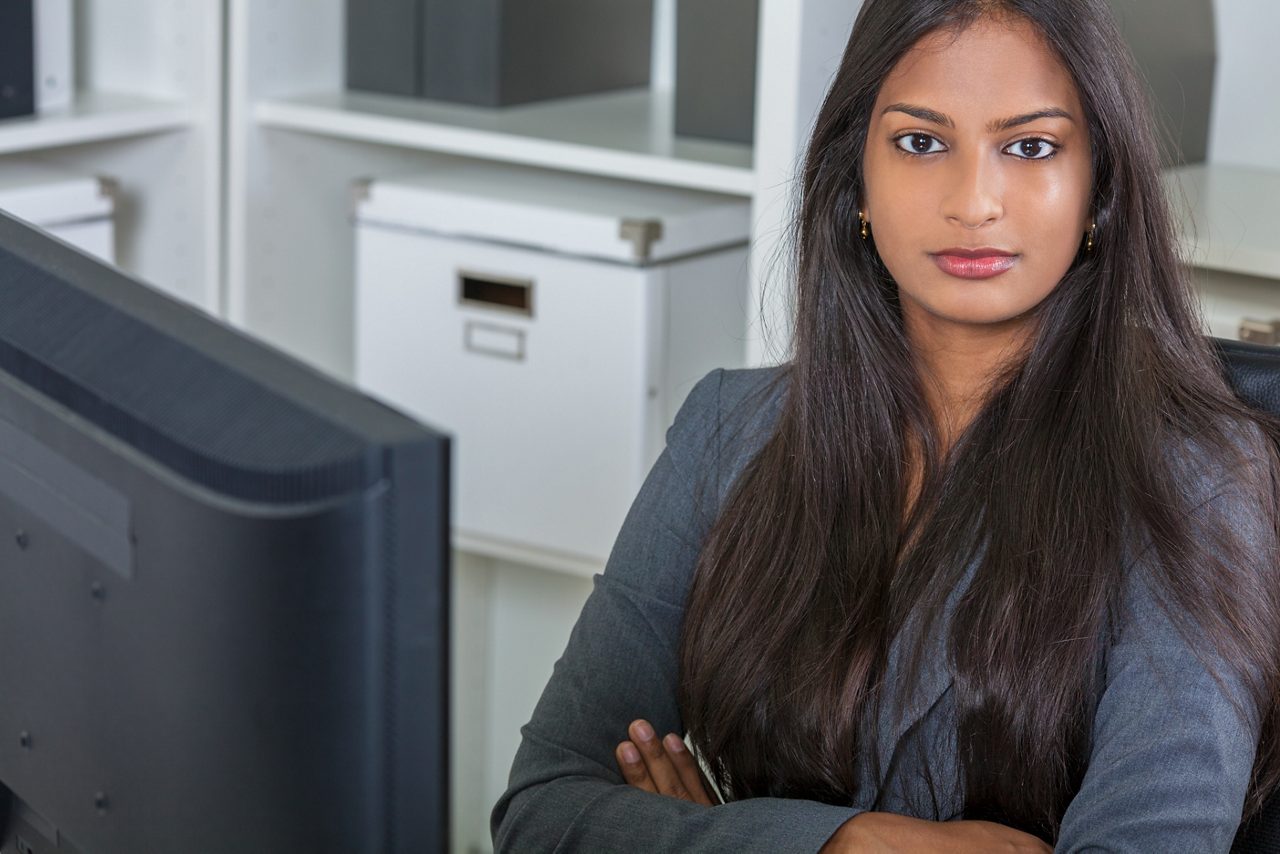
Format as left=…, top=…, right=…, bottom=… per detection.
left=1216, top=337, right=1280, bottom=852
left=1216, top=336, right=1280, bottom=418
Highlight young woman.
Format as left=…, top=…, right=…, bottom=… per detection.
left=491, top=0, right=1280, bottom=850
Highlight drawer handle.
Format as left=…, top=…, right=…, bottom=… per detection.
left=465, top=321, right=525, bottom=361
left=458, top=269, right=534, bottom=316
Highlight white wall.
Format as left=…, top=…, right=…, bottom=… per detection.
left=1207, top=0, right=1280, bottom=171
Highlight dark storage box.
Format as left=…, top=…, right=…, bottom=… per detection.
left=675, top=0, right=759, bottom=145
left=347, top=0, right=655, bottom=107
left=0, top=1, right=35, bottom=120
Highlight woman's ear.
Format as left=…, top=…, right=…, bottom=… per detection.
left=1091, top=198, right=1112, bottom=235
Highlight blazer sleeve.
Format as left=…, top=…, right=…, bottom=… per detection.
left=1054, top=439, right=1276, bottom=852
left=490, top=369, right=863, bottom=853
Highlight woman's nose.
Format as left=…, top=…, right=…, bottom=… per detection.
left=941, top=152, right=1004, bottom=229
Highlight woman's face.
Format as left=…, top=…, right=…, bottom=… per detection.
left=862, top=15, right=1094, bottom=333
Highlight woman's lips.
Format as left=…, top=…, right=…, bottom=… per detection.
left=931, top=253, right=1019, bottom=279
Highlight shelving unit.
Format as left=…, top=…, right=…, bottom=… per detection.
left=224, top=3, right=854, bottom=851
left=226, top=0, right=851, bottom=381
left=0, top=0, right=224, bottom=314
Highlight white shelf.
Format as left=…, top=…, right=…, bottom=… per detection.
left=253, top=87, right=756, bottom=197
left=1165, top=163, right=1280, bottom=281
left=452, top=530, right=601, bottom=581
left=0, top=91, right=198, bottom=156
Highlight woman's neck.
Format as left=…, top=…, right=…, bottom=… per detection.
left=902, top=305, right=1036, bottom=452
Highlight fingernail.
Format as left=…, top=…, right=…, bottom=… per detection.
left=634, top=721, right=654, bottom=742
left=621, top=744, right=640, bottom=764
left=664, top=734, right=685, bottom=752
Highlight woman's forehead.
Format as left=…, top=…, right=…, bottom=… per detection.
left=877, top=17, right=1083, bottom=121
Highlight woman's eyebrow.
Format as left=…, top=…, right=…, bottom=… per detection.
left=880, top=102, right=1076, bottom=132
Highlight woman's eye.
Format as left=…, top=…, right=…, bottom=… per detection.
left=892, top=134, right=1060, bottom=160
left=894, top=133, right=945, bottom=156
left=1005, top=138, right=1058, bottom=160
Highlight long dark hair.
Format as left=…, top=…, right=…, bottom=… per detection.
left=677, top=0, right=1280, bottom=840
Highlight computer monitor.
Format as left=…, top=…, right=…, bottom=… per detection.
left=0, top=210, right=451, bottom=853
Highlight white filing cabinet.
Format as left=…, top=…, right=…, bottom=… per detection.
left=0, top=160, right=115, bottom=264
left=354, top=162, right=750, bottom=573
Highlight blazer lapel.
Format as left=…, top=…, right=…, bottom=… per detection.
left=873, top=547, right=982, bottom=791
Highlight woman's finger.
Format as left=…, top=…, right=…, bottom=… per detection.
left=662, top=733, right=716, bottom=806
left=628, top=719, right=695, bottom=801
left=615, top=740, right=657, bottom=793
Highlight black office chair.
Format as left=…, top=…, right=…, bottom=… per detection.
left=1218, top=336, right=1280, bottom=853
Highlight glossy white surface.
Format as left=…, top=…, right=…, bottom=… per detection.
left=356, top=161, right=750, bottom=264
left=256, top=89, right=755, bottom=196
left=0, top=91, right=195, bottom=156
left=1166, top=163, right=1280, bottom=280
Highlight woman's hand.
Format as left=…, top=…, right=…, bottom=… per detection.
left=612, top=722, right=1050, bottom=854
left=614, top=718, right=716, bottom=806
left=822, top=812, right=1054, bottom=853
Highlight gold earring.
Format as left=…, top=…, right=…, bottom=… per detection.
left=859, top=210, right=870, bottom=240
left=1086, top=222, right=1095, bottom=253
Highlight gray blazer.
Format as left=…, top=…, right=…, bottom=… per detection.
left=491, top=367, right=1268, bottom=852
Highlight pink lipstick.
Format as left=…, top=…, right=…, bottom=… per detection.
left=931, top=247, right=1018, bottom=280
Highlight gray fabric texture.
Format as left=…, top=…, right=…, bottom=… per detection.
left=491, top=366, right=1272, bottom=853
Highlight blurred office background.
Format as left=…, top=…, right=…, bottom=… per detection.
left=0, top=2, right=1277, bottom=851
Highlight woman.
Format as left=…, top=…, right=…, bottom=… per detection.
left=491, top=0, right=1280, bottom=850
